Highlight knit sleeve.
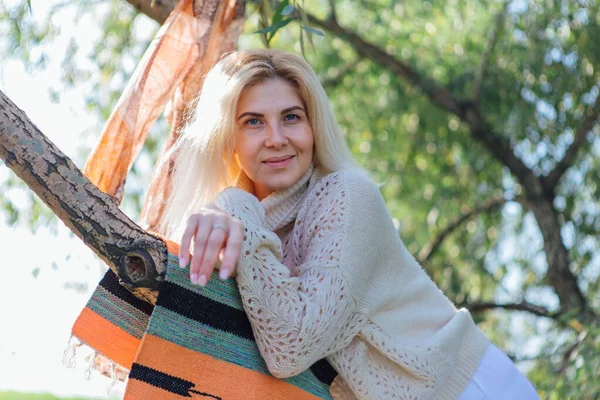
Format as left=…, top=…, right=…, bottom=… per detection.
left=211, top=171, right=377, bottom=379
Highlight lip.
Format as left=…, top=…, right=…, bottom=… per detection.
left=262, top=155, right=294, bottom=168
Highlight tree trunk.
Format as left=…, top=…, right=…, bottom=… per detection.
left=464, top=109, right=588, bottom=314
left=0, top=90, right=166, bottom=304
left=115, top=0, right=594, bottom=317
left=528, top=197, right=588, bottom=313
left=307, top=11, right=591, bottom=317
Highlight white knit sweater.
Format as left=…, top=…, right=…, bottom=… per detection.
left=212, top=166, right=490, bottom=400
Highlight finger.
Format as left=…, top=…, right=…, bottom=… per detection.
left=190, top=216, right=213, bottom=285
left=219, top=220, right=244, bottom=280
left=196, top=227, right=227, bottom=286
left=179, top=215, right=199, bottom=268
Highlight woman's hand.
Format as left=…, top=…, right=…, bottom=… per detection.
left=179, top=206, right=244, bottom=286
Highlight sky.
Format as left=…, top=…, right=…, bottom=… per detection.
left=0, top=7, right=536, bottom=395
left=2, top=0, right=597, bottom=397
left=0, top=223, right=126, bottom=398
left=0, top=2, right=538, bottom=398
left=0, top=1, right=128, bottom=397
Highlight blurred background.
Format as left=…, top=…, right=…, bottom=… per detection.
left=0, top=0, right=598, bottom=399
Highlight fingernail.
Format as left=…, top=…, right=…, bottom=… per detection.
left=219, top=268, right=229, bottom=280
left=198, top=274, right=207, bottom=286
left=179, top=258, right=187, bottom=268
left=191, top=273, right=198, bottom=283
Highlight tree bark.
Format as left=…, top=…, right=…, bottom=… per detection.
left=307, top=12, right=590, bottom=316
left=543, top=95, right=600, bottom=192
left=126, top=0, right=173, bottom=24
left=464, top=300, right=560, bottom=320
left=528, top=197, right=588, bottom=313
left=0, top=90, right=166, bottom=304
left=30, top=0, right=598, bottom=315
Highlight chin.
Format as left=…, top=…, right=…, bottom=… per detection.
left=265, top=174, right=302, bottom=191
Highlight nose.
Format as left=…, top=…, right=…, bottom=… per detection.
left=264, top=122, right=288, bottom=148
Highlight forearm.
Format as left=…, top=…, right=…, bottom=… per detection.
left=212, top=188, right=356, bottom=377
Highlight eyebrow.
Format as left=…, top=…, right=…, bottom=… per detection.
left=237, top=105, right=306, bottom=121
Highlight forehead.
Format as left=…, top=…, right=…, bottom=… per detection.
left=237, top=78, right=303, bottom=114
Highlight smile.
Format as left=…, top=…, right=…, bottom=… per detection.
left=263, top=155, right=295, bottom=169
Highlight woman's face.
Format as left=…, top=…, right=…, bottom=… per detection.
left=235, top=78, right=314, bottom=200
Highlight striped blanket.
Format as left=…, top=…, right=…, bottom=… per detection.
left=72, top=238, right=337, bottom=399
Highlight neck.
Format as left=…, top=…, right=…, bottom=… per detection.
left=255, top=185, right=271, bottom=201
left=260, top=165, right=320, bottom=231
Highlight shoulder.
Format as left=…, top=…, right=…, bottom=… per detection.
left=312, top=168, right=381, bottom=199
left=301, top=168, right=387, bottom=218
left=315, top=169, right=386, bottom=209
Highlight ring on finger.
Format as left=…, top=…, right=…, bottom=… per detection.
left=212, top=223, right=228, bottom=232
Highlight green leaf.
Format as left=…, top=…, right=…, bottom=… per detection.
left=271, top=0, right=289, bottom=26
left=301, top=26, right=325, bottom=37
left=255, top=17, right=294, bottom=39
left=282, top=4, right=295, bottom=16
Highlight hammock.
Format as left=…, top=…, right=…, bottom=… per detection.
left=70, top=0, right=337, bottom=398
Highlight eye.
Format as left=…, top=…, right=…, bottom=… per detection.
left=284, top=113, right=300, bottom=122
left=245, top=118, right=261, bottom=126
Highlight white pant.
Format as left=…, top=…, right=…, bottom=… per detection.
left=458, top=344, right=539, bottom=400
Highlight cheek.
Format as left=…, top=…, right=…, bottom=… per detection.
left=302, top=129, right=315, bottom=155
left=234, top=148, right=252, bottom=174
left=235, top=137, right=257, bottom=164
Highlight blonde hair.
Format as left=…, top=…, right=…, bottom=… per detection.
left=158, top=49, right=358, bottom=239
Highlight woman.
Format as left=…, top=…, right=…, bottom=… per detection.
left=159, top=49, right=539, bottom=400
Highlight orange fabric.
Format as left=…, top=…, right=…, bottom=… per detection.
left=125, top=381, right=186, bottom=400
left=84, top=0, right=191, bottom=199
left=83, top=0, right=244, bottom=210
left=72, top=307, right=140, bottom=369
left=124, top=334, right=323, bottom=400
left=139, top=0, right=245, bottom=229
left=146, top=230, right=180, bottom=255
left=164, top=238, right=181, bottom=256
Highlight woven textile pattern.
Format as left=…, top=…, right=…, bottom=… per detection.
left=72, top=243, right=337, bottom=399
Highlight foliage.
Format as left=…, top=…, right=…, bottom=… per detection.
left=253, top=0, right=324, bottom=54
left=527, top=319, right=599, bottom=399
left=1, top=0, right=599, bottom=398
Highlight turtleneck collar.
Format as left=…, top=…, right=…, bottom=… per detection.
left=260, top=164, right=322, bottom=232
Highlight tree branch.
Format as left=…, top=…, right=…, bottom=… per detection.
left=327, top=0, right=337, bottom=22
left=472, top=0, right=509, bottom=104
left=557, top=340, right=580, bottom=374
left=132, top=2, right=541, bottom=202
left=509, top=336, right=586, bottom=367
left=307, top=14, right=463, bottom=115
left=544, top=92, right=600, bottom=191
left=463, top=300, right=561, bottom=320
left=418, top=197, right=510, bottom=263
left=474, top=119, right=548, bottom=194
left=307, top=13, right=544, bottom=194
left=126, top=0, right=175, bottom=24
left=508, top=351, right=554, bottom=363
left=0, top=89, right=167, bottom=304
left=321, top=57, right=363, bottom=90
left=307, top=12, right=591, bottom=314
